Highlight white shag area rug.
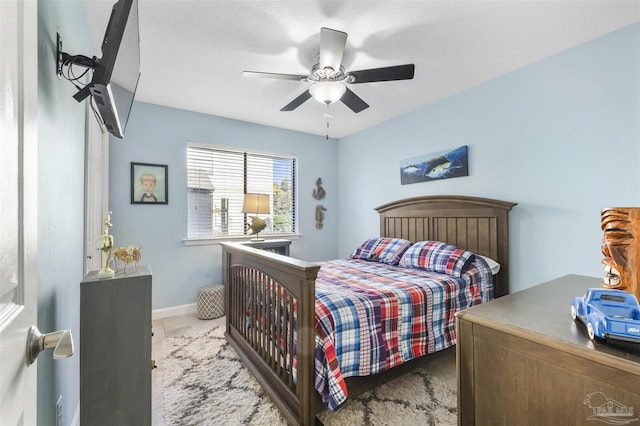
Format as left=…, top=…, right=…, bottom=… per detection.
left=162, top=325, right=457, bottom=425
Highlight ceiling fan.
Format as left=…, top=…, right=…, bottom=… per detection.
left=243, top=27, right=415, bottom=113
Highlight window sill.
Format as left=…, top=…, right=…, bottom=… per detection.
left=183, top=234, right=300, bottom=246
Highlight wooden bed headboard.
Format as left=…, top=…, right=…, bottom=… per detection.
left=376, top=195, right=516, bottom=297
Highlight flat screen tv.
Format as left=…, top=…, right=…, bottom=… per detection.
left=73, top=0, right=141, bottom=139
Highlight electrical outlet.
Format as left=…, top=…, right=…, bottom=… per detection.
left=56, top=395, right=63, bottom=426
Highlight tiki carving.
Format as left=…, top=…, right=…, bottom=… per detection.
left=601, top=207, right=640, bottom=300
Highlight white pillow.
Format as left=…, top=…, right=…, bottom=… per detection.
left=477, top=255, right=501, bottom=275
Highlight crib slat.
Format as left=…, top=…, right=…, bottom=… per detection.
left=261, top=274, right=267, bottom=359
left=252, top=272, right=257, bottom=349
left=271, top=284, right=276, bottom=372
left=275, top=283, right=282, bottom=376
left=288, top=294, right=295, bottom=389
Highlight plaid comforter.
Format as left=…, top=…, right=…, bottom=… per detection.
left=313, top=258, right=493, bottom=410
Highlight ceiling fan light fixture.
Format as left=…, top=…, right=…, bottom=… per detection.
left=309, top=81, right=346, bottom=105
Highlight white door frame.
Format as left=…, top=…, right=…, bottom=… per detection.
left=84, top=102, right=109, bottom=275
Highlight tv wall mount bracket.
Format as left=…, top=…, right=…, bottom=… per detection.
left=56, top=33, right=98, bottom=102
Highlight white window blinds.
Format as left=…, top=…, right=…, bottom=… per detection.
left=187, top=145, right=296, bottom=239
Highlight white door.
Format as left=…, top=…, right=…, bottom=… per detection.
left=0, top=0, right=39, bottom=424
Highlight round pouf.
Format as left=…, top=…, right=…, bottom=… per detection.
left=197, top=284, right=225, bottom=320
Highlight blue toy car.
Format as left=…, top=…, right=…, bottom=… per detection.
left=571, top=288, right=640, bottom=343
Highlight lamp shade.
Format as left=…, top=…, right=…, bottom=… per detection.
left=310, top=81, right=346, bottom=104
left=241, top=193, right=270, bottom=215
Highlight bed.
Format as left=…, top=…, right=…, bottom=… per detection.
left=221, top=195, right=516, bottom=425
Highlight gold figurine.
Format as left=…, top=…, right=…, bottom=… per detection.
left=97, top=211, right=115, bottom=279
left=110, top=246, right=142, bottom=273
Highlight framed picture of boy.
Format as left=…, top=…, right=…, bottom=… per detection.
left=131, top=162, right=168, bottom=205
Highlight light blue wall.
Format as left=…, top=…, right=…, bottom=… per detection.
left=37, top=0, right=92, bottom=424
left=338, top=23, right=640, bottom=293
left=108, top=103, right=339, bottom=309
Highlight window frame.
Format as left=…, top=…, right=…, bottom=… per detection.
left=184, top=143, right=299, bottom=245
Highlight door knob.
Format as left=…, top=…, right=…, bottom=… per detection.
left=26, top=326, right=74, bottom=365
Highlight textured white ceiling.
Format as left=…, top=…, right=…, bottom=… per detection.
left=84, top=0, right=640, bottom=138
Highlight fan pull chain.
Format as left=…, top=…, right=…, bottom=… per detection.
left=325, top=104, right=330, bottom=140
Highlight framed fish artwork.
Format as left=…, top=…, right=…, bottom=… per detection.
left=400, top=145, right=469, bottom=185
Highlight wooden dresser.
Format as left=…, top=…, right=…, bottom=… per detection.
left=456, top=274, right=640, bottom=425
left=80, top=266, right=152, bottom=425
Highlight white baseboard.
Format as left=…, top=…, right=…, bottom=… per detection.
left=152, top=303, right=197, bottom=320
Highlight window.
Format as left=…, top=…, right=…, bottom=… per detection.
left=187, top=144, right=296, bottom=239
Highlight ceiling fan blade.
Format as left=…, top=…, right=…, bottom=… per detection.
left=319, top=27, right=347, bottom=72
left=281, top=90, right=312, bottom=111
left=348, top=64, right=415, bottom=83
left=243, top=71, right=307, bottom=81
left=341, top=87, right=369, bottom=113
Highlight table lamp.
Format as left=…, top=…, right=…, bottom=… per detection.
left=242, top=193, right=270, bottom=241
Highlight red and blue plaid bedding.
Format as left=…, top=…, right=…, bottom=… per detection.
left=313, top=257, right=493, bottom=410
